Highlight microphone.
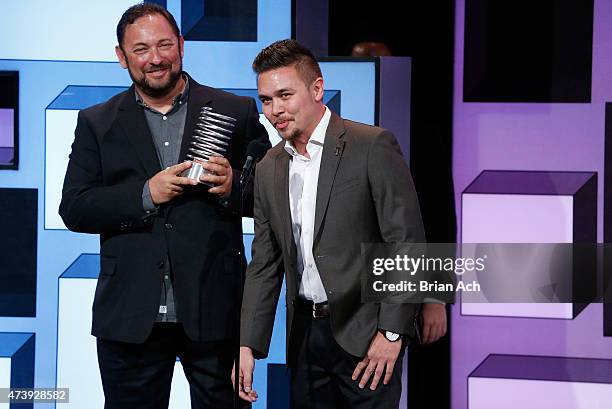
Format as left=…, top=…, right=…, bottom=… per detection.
left=240, top=140, right=269, bottom=190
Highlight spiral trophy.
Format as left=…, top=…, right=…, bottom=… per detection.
left=182, top=106, right=236, bottom=185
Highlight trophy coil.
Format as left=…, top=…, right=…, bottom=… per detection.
left=182, top=106, right=236, bottom=184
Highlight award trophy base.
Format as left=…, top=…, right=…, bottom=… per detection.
left=181, top=161, right=215, bottom=187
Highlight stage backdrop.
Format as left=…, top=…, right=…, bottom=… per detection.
left=0, top=1, right=400, bottom=409
left=453, top=0, right=612, bottom=408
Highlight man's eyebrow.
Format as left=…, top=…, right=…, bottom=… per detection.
left=258, top=87, right=295, bottom=99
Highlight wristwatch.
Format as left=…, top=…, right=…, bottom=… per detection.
left=379, top=329, right=401, bottom=342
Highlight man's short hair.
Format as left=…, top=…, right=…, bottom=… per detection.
left=116, top=3, right=180, bottom=48
left=252, top=39, right=323, bottom=86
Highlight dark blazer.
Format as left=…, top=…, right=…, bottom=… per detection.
left=60, top=75, right=270, bottom=344
left=240, top=112, right=425, bottom=360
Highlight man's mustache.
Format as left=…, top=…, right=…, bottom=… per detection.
left=147, top=65, right=171, bottom=73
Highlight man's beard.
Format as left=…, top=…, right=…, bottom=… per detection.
left=284, top=128, right=301, bottom=142
left=129, top=63, right=183, bottom=99
left=278, top=122, right=301, bottom=142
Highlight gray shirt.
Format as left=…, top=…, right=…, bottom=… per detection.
left=137, top=78, right=189, bottom=322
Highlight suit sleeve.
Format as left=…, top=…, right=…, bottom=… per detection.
left=367, top=130, right=427, bottom=335
left=222, top=98, right=271, bottom=217
left=240, top=163, right=284, bottom=358
left=59, top=110, right=149, bottom=234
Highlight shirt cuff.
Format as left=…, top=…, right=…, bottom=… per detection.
left=142, top=180, right=158, bottom=214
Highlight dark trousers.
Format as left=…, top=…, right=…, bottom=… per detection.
left=97, top=323, right=244, bottom=409
left=289, top=314, right=404, bottom=409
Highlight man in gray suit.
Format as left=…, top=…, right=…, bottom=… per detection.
left=233, top=39, right=447, bottom=408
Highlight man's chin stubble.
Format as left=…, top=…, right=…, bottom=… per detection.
left=284, top=128, right=301, bottom=142
left=141, top=81, right=175, bottom=98
left=131, top=67, right=182, bottom=99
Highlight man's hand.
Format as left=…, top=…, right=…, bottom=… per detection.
left=231, top=346, right=258, bottom=403
left=421, top=303, right=447, bottom=344
left=199, top=156, right=233, bottom=198
left=149, top=161, right=198, bottom=205
left=351, top=331, right=402, bottom=390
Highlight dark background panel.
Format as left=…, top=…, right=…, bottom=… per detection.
left=0, top=188, right=37, bottom=317
left=329, top=2, right=455, bottom=408
left=144, top=0, right=167, bottom=7
left=11, top=334, right=35, bottom=390
left=604, top=103, right=612, bottom=336
left=0, top=71, right=19, bottom=169
left=182, top=0, right=257, bottom=42
left=463, top=0, right=594, bottom=102
left=0, top=71, right=18, bottom=108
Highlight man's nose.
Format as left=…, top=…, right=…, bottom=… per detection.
left=149, top=47, right=162, bottom=64
left=271, top=99, right=284, bottom=116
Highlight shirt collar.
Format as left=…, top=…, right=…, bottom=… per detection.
left=284, top=106, right=331, bottom=158
left=135, top=73, right=189, bottom=112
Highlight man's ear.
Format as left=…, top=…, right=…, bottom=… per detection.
left=179, top=36, right=185, bottom=59
left=115, top=45, right=128, bottom=69
left=311, top=77, right=324, bottom=103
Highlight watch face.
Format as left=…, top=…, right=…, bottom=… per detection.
left=385, top=331, right=400, bottom=342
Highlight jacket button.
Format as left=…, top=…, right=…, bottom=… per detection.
left=164, top=223, right=173, bottom=230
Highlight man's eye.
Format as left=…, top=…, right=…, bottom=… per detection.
left=134, top=48, right=147, bottom=54
left=281, top=93, right=291, bottom=98
left=160, top=43, right=172, bottom=49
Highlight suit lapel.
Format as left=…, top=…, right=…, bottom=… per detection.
left=178, top=76, right=213, bottom=162
left=313, top=113, right=346, bottom=242
left=116, top=86, right=161, bottom=177
left=274, top=149, right=297, bottom=261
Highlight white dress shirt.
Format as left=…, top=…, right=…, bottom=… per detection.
left=285, top=106, right=331, bottom=303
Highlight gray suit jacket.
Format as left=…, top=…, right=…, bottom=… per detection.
left=240, top=112, right=425, bottom=360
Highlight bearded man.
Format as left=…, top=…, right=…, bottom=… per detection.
left=59, top=4, right=269, bottom=408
